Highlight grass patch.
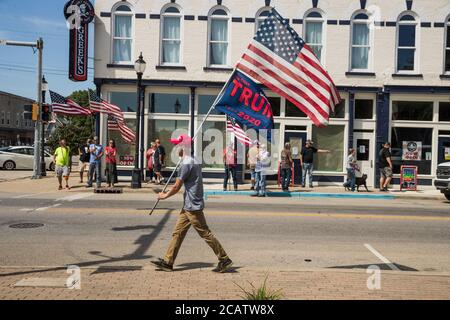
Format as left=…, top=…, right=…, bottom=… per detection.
left=234, top=275, right=283, bottom=300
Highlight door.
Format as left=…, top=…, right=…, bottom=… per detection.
left=284, top=131, right=307, bottom=185
left=353, top=132, right=374, bottom=187
left=438, top=136, right=450, bottom=163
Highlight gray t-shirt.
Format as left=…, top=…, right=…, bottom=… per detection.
left=178, top=156, right=204, bottom=212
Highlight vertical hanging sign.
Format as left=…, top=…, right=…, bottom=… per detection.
left=64, top=0, right=95, bottom=82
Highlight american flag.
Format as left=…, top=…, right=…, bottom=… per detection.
left=88, top=89, right=124, bottom=121
left=49, top=91, right=92, bottom=116
left=226, top=116, right=252, bottom=146
left=236, top=9, right=341, bottom=127
left=107, top=116, right=135, bottom=144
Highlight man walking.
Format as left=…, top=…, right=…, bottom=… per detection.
left=280, top=142, right=293, bottom=191
left=86, top=136, right=104, bottom=188
left=223, top=142, right=238, bottom=191
left=300, top=140, right=330, bottom=188
left=154, top=138, right=166, bottom=184
left=152, top=139, right=233, bottom=273
left=379, top=142, right=393, bottom=192
left=78, top=139, right=91, bottom=183
left=53, top=139, right=71, bottom=190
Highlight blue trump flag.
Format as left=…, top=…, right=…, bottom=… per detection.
left=215, top=71, right=274, bottom=135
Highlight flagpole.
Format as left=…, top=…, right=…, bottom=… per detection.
left=148, top=68, right=237, bottom=215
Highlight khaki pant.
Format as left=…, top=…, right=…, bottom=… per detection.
left=164, top=209, right=229, bottom=266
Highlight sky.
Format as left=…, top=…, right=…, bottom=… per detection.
left=0, top=0, right=95, bottom=101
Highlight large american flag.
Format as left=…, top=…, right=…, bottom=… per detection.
left=236, top=9, right=341, bottom=127
left=88, top=89, right=124, bottom=121
left=226, top=116, right=252, bottom=146
left=49, top=91, right=92, bottom=116
left=107, top=116, right=135, bottom=144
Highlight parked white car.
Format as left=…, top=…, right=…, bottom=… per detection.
left=434, top=162, right=450, bottom=201
left=0, top=146, right=55, bottom=171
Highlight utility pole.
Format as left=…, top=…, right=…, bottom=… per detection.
left=0, top=38, right=44, bottom=179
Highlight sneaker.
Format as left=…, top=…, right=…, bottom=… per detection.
left=86, top=184, right=92, bottom=188
left=257, top=193, right=266, bottom=197
left=213, top=258, right=233, bottom=273
left=250, top=186, right=255, bottom=191
left=58, top=186, right=63, bottom=190
left=151, top=258, right=173, bottom=272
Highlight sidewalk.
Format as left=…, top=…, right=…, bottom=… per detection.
left=1, top=266, right=449, bottom=300
left=0, top=174, right=443, bottom=200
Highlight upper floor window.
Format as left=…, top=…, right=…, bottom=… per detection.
left=112, top=3, right=133, bottom=64
left=445, top=16, right=450, bottom=73
left=350, top=12, right=371, bottom=71
left=255, top=8, right=271, bottom=32
left=303, top=10, right=324, bottom=63
left=161, top=5, right=182, bottom=65
left=208, top=7, right=230, bottom=66
left=396, top=12, right=418, bottom=73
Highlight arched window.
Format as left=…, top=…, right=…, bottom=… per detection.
left=303, top=10, right=325, bottom=63
left=396, top=12, right=419, bottom=72
left=208, top=7, right=230, bottom=66
left=255, top=8, right=271, bottom=32
left=161, top=4, right=182, bottom=65
left=112, top=3, right=133, bottom=63
left=350, top=11, right=372, bottom=71
left=445, top=16, right=450, bottom=73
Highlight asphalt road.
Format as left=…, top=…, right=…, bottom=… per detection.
left=0, top=190, right=450, bottom=273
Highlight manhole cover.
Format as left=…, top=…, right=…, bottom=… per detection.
left=9, top=223, right=44, bottom=229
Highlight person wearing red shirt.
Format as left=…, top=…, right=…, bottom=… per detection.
left=105, top=139, right=118, bottom=187
left=223, top=143, right=238, bottom=191
left=146, top=142, right=156, bottom=183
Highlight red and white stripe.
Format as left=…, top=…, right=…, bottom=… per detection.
left=102, top=100, right=124, bottom=121
left=226, top=119, right=252, bottom=146
left=237, top=40, right=341, bottom=127
left=108, top=118, right=135, bottom=144
left=52, top=99, right=91, bottom=116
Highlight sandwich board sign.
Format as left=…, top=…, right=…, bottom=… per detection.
left=400, top=165, right=418, bottom=191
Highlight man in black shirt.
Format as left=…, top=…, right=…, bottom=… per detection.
left=154, top=139, right=166, bottom=184
left=300, top=140, right=330, bottom=188
left=379, top=142, right=393, bottom=192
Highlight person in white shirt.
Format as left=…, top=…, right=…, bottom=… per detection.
left=251, top=144, right=270, bottom=197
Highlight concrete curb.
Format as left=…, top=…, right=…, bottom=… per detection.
left=204, top=190, right=395, bottom=200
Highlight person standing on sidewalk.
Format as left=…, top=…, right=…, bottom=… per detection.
left=379, top=142, right=393, bottom=192
left=300, top=140, right=330, bottom=188
left=247, top=141, right=259, bottom=190
left=87, top=136, right=104, bottom=188
left=53, top=139, right=71, bottom=190
left=280, top=143, right=293, bottom=192
left=146, top=142, right=156, bottom=183
left=152, top=139, right=233, bottom=273
left=105, top=139, right=117, bottom=188
left=252, top=143, right=270, bottom=197
left=343, top=148, right=359, bottom=192
left=223, top=142, right=238, bottom=191
left=78, top=139, right=91, bottom=184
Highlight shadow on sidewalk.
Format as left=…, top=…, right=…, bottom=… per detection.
left=328, top=263, right=418, bottom=272
left=0, top=209, right=173, bottom=278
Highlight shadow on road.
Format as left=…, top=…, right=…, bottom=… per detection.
left=328, top=263, right=418, bottom=272
left=0, top=209, right=173, bottom=277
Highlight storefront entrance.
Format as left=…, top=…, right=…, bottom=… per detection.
left=438, top=135, right=450, bottom=164
left=353, top=131, right=375, bottom=187
left=284, top=131, right=307, bottom=185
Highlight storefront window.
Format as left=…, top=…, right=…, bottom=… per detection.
left=286, top=100, right=307, bottom=117
left=150, top=93, right=190, bottom=114
left=391, top=127, right=432, bottom=175
left=110, top=92, right=137, bottom=113
left=355, top=99, right=373, bottom=119
left=312, top=125, right=345, bottom=172
left=148, top=119, right=189, bottom=167
left=439, top=102, right=450, bottom=122
left=268, top=97, right=281, bottom=117
left=392, top=101, right=433, bottom=121
left=331, top=99, right=345, bottom=119
left=107, top=119, right=136, bottom=166
left=198, top=95, right=223, bottom=115
left=201, top=121, right=226, bottom=168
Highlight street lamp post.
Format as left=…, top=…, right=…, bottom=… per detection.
left=131, top=52, right=146, bottom=189
left=40, top=75, right=48, bottom=177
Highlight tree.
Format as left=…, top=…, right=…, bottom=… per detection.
left=48, top=90, right=95, bottom=155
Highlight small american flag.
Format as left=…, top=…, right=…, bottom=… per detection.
left=49, top=90, right=91, bottom=116
left=108, top=116, right=135, bottom=144
left=226, top=116, right=252, bottom=146
left=89, top=89, right=124, bottom=121
left=236, top=9, right=341, bottom=127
